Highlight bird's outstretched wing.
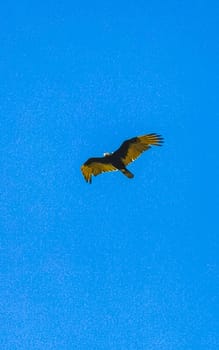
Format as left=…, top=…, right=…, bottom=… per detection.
left=81, top=157, right=117, bottom=183
left=113, top=133, right=163, bottom=166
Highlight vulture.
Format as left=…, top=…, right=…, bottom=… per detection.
left=81, top=133, right=164, bottom=183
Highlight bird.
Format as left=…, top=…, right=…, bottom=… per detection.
left=81, top=133, right=164, bottom=183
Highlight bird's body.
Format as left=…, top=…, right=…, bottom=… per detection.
left=81, top=133, right=163, bottom=183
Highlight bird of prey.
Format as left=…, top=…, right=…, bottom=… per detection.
left=81, top=133, right=164, bottom=183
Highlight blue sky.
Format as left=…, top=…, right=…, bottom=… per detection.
left=0, top=1, right=219, bottom=349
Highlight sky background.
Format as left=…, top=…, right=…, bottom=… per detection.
left=0, top=1, right=219, bottom=349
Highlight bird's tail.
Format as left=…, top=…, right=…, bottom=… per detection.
left=120, top=168, right=134, bottom=179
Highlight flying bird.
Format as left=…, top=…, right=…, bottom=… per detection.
left=81, top=133, right=164, bottom=183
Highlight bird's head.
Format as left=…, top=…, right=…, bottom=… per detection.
left=103, top=152, right=112, bottom=157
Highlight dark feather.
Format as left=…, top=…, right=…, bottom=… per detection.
left=81, top=133, right=164, bottom=183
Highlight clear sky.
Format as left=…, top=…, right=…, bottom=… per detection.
left=1, top=1, right=219, bottom=349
